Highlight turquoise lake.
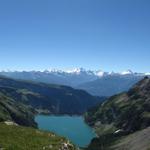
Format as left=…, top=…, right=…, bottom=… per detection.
left=35, top=115, right=96, bottom=147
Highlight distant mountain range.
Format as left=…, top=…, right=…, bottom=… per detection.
left=0, top=68, right=149, bottom=96
left=77, top=75, right=143, bottom=96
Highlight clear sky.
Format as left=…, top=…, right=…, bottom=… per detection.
left=0, top=0, right=150, bottom=72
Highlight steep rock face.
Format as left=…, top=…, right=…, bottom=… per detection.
left=110, top=126, right=150, bottom=150
left=85, top=77, right=150, bottom=133
left=85, top=77, right=150, bottom=150
left=86, top=126, right=150, bottom=150
left=0, top=92, right=36, bottom=127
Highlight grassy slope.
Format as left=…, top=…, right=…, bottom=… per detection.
left=0, top=77, right=79, bottom=149
left=0, top=123, right=77, bottom=150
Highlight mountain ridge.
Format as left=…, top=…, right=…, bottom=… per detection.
left=1, top=68, right=149, bottom=77
left=78, top=75, right=144, bottom=96
left=84, top=76, right=150, bottom=150
left=0, top=76, right=103, bottom=115
left=0, top=69, right=149, bottom=97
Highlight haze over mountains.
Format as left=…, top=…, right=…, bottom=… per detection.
left=0, top=68, right=149, bottom=96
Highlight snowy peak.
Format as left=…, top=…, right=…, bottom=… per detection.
left=145, top=72, right=150, bottom=76
left=1, top=68, right=149, bottom=78
left=66, top=68, right=110, bottom=77
left=66, top=68, right=86, bottom=74
left=95, top=70, right=105, bottom=77
left=121, top=70, right=134, bottom=75
left=47, top=69, right=63, bottom=73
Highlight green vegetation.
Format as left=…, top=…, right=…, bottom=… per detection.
left=0, top=76, right=83, bottom=149
left=85, top=77, right=150, bottom=150
left=0, top=91, right=36, bottom=127
left=0, top=75, right=101, bottom=149
left=0, top=123, right=77, bottom=150
left=0, top=76, right=102, bottom=115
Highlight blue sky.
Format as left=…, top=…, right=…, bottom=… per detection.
left=0, top=0, right=150, bottom=72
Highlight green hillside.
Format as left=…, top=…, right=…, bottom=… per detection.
left=0, top=76, right=80, bottom=149
left=0, top=76, right=102, bottom=115
left=0, top=91, right=36, bottom=127
left=0, top=123, right=77, bottom=150
left=85, top=77, right=150, bottom=150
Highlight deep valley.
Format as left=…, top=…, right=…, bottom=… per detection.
left=0, top=75, right=150, bottom=150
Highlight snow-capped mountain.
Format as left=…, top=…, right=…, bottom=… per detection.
left=46, top=68, right=149, bottom=77
left=120, top=69, right=134, bottom=75
left=0, top=68, right=149, bottom=96
left=145, top=72, right=150, bottom=76
left=66, top=68, right=86, bottom=74
left=1, top=68, right=149, bottom=77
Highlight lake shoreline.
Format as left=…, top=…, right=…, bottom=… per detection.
left=35, top=114, right=96, bottom=148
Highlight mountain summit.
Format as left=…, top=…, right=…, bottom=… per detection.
left=121, top=69, right=134, bottom=75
